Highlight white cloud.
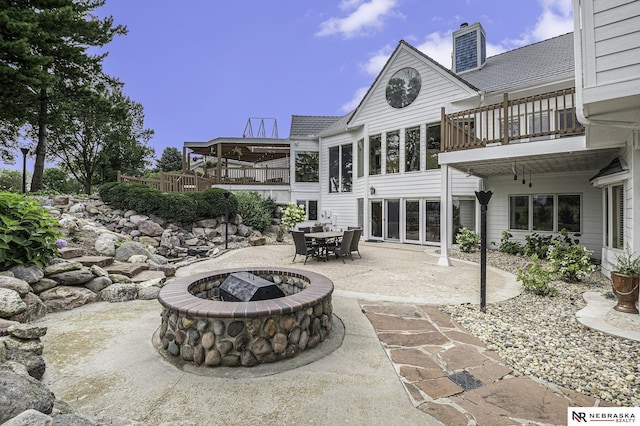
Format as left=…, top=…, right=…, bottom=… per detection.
left=340, top=86, right=370, bottom=113
left=415, top=31, right=453, bottom=68
left=316, top=0, right=399, bottom=38
left=415, top=0, right=572, bottom=67
left=361, top=45, right=393, bottom=76
left=531, top=0, right=573, bottom=40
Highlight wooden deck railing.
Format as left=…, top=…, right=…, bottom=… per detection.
left=441, top=88, right=585, bottom=152
left=117, top=171, right=213, bottom=193
left=117, top=167, right=290, bottom=193
left=212, top=167, right=290, bottom=185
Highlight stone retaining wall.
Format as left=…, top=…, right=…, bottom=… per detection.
left=157, top=268, right=334, bottom=367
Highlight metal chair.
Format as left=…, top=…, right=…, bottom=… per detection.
left=349, top=228, right=362, bottom=258
left=291, top=230, right=317, bottom=265
left=327, top=229, right=354, bottom=263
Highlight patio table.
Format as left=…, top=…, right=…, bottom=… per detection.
left=304, top=231, right=344, bottom=261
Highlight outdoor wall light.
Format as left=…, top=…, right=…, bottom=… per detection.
left=369, top=186, right=376, bottom=195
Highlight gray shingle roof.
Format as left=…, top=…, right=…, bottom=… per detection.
left=318, top=111, right=355, bottom=137
left=289, top=115, right=343, bottom=138
left=460, top=32, right=574, bottom=93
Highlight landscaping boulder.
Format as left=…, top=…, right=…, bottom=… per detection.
left=30, top=279, right=57, bottom=294
left=10, top=293, right=47, bottom=323
left=94, top=233, right=118, bottom=257
left=137, top=220, right=164, bottom=237
left=115, top=241, right=152, bottom=262
left=0, top=371, right=55, bottom=423
left=84, top=277, right=112, bottom=293
left=4, top=348, right=46, bottom=380
left=0, top=288, right=26, bottom=318
left=100, top=283, right=137, bottom=302
left=8, top=265, right=44, bottom=285
left=0, top=277, right=32, bottom=297
left=38, top=286, right=97, bottom=312
left=43, top=261, right=83, bottom=276
left=2, top=409, right=52, bottom=426
left=47, top=270, right=95, bottom=286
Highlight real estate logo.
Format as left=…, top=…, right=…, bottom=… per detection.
left=568, top=407, right=639, bottom=424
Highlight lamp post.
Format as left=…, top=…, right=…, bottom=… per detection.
left=20, top=148, right=29, bottom=194
left=224, top=192, right=230, bottom=249
left=475, top=190, right=493, bottom=313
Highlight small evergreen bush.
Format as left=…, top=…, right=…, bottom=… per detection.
left=157, top=193, right=197, bottom=223
left=517, top=254, right=556, bottom=296
left=456, top=227, right=480, bottom=253
left=234, top=191, right=272, bottom=232
left=187, top=188, right=237, bottom=219
left=0, top=192, right=62, bottom=268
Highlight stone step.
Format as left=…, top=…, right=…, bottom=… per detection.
left=58, top=247, right=85, bottom=259
left=131, top=270, right=166, bottom=283
left=104, top=261, right=149, bottom=278
left=70, top=256, right=114, bottom=268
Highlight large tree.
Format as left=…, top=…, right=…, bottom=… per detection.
left=157, top=147, right=183, bottom=172
left=0, top=0, right=126, bottom=190
left=47, top=79, right=154, bottom=194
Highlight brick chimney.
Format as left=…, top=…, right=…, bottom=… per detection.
left=452, top=22, right=486, bottom=74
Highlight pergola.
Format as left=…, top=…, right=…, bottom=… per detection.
left=182, top=137, right=291, bottom=184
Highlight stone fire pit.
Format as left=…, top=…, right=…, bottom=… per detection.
left=157, top=267, right=334, bottom=367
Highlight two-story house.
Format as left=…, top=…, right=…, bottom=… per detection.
left=183, top=9, right=640, bottom=276
left=289, top=23, right=618, bottom=263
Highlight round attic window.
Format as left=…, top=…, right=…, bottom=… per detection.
left=385, top=67, right=421, bottom=109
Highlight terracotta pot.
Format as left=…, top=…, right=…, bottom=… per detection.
left=611, top=272, right=639, bottom=314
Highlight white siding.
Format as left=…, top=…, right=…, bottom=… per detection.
left=486, top=172, right=603, bottom=258
left=582, top=0, right=640, bottom=88
left=314, top=45, right=481, bottom=233
left=319, top=133, right=359, bottom=229
left=351, top=48, right=474, bottom=131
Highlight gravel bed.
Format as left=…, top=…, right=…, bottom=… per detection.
left=442, top=249, right=640, bottom=407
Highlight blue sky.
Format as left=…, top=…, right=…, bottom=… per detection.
left=4, top=0, right=575, bottom=170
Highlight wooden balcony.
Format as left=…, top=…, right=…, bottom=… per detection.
left=441, top=88, right=585, bottom=152
left=117, top=167, right=290, bottom=194
left=211, top=166, right=290, bottom=185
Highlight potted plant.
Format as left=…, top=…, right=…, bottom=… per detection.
left=610, top=246, right=640, bottom=314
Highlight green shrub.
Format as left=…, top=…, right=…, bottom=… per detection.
left=524, top=229, right=581, bottom=260
left=98, top=182, right=120, bottom=204
left=186, top=188, right=237, bottom=219
left=0, top=192, right=61, bottom=268
left=517, top=254, right=556, bottom=296
left=157, top=193, right=196, bottom=223
left=456, top=227, right=480, bottom=253
left=524, top=233, right=553, bottom=259
left=43, top=167, right=82, bottom=194
left=547, top=240, right=595, bottom=282
left=0, top=169, right=26, bottom=192
left=498, top=230, right=524, bottom=255
left=235, top=191, right=272, bottom=232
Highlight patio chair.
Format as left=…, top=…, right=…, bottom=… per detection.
left=311, top=226, right=324, bottom=232
left=349, top=228, right=362, bottom=258
left=298, top=226, right=311, bottom=233
left=327, top=229, right=354, bottom=263
left=291, top=231, right=318, bottom=265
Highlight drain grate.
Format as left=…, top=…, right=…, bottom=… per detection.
left=447, top=371, right=484, bottom=391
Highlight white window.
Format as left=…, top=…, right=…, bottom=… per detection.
left=296, top=200, right=318, bottom=221
left=604, top=185, right=624, bottom=249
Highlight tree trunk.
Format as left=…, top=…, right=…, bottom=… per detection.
left=84, top=176, right=92, bottom=195
left=30, top=87, right=48, bottom=192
